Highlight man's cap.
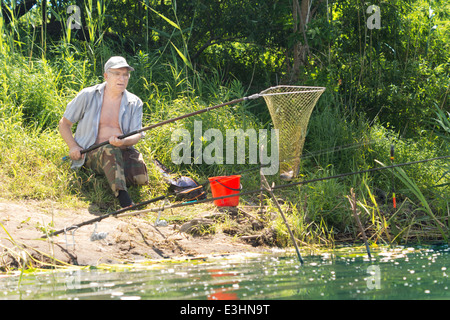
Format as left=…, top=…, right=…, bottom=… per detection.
left=104, top=56, right=135, bottom=72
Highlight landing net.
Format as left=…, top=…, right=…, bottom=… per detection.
left=261, top=85, right=326, bottom=180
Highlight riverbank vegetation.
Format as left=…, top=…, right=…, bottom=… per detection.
left=0, top=0, right=448, bottom=248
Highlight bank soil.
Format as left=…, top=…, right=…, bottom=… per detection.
left=0, top=199, right=276, bottom=269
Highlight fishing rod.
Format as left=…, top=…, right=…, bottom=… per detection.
left=51, top=154, right=450, bottom=236
left=47, top=154, right=449, bottom=239
left=62, top=94, right=261, bottom=161
left=347, top=188, right=372, bottom=259
left=43, top=188, right=265, bottom=239
left=117, top=154, right=450, bottom=218
left=260, top=172, right=304, bottom=265
left=46, top=162, right=271, bottom=238
left=42, top=195, right=166, bottom=238
left=272, top=155, right=450, bottom=191
left=44, top=164, right=265, bottom=238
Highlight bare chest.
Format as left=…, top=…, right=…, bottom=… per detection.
left=99, top=97, right=121, bottom=128
left=95, top=95, right=123, bottom=144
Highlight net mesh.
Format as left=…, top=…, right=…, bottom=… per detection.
left=261, top=85, right=326, bottom=180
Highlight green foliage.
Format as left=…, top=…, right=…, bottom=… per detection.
left=289, top=0, right=448, bottom=137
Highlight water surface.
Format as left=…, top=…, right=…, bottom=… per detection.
left=1, top=245, right=449, bottom=300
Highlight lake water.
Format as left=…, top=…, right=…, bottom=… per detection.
left=1, top=245, right=449, bottom=300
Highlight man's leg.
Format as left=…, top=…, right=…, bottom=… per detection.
left=122, top=148, right=149, bottom=187
left=85, top=145, right=133, bottom=207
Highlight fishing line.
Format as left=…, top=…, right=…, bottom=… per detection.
left=300, top=139, right=377, bottom=161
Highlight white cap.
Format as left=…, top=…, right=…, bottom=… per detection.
left=104, top=56, right=135, bottom=72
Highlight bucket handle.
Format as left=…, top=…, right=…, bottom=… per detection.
left=214, top=179, right=242, bottom=192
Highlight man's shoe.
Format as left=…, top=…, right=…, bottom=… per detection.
left=117, top=190, right=133, bottom=208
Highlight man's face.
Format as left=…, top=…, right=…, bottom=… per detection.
left=105, top=67, right=131, bottom=92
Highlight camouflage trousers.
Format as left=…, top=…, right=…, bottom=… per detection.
left=85, top=145, right=148, bottom=197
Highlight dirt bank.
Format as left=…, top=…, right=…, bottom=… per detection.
left=0, top=199, right=275, bottom=269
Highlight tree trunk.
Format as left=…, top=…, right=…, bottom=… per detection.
left=41, top=0, right=47, bottom=53
left=291, top=0, right=312, bottom=79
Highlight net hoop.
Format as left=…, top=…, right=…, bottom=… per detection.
left=260, top=85, right=326, bottom=97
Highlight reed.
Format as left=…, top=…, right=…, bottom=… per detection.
left=434, top=104, right=450, bottom=188
left=392, top=165, right=448, bottom=242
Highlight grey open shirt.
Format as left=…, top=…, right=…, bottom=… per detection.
left=63, top=82, right=144, bottom=169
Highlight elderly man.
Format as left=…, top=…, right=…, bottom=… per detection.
left=59, top=56, right=148, bottom=208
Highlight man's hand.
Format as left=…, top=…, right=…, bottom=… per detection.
left=109, top=135, right=125, bottom=147
left=59, top=117, right=85, bottom=161
left=69, top=146, right=84, bottom=160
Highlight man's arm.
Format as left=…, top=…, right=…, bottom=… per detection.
left=59, top=117, right=84, bottom=160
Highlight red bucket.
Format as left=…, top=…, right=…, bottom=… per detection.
left=208, top=175, right=241, bottom=207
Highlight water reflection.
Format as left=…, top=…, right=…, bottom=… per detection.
left=0, top=246, right=449, bottom=300
left=207, top=268, right=240, bottom=300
